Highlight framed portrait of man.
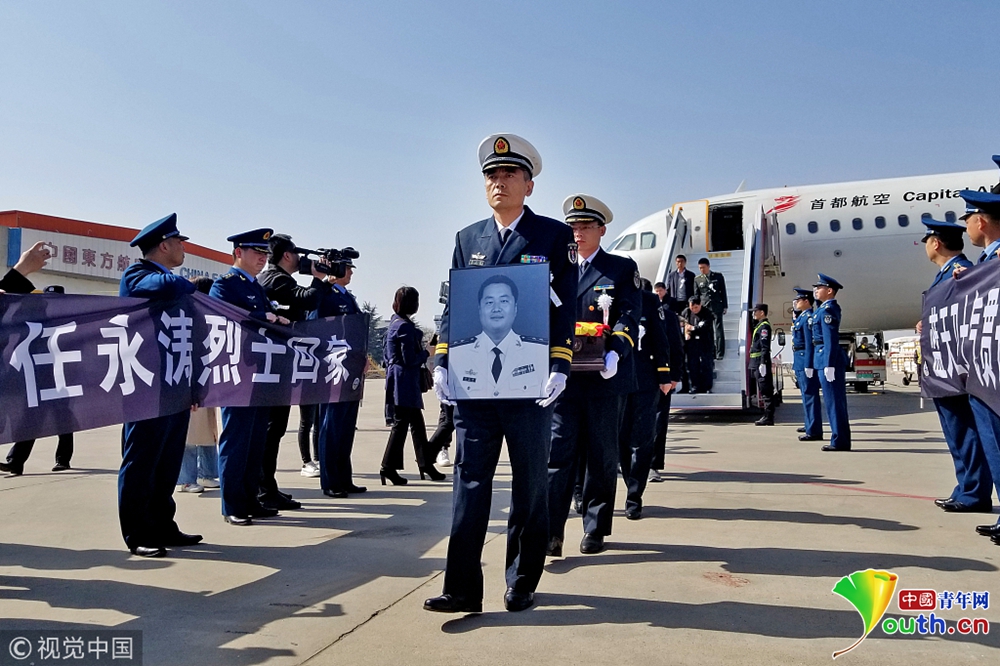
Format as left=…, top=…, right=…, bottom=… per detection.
left=447, top=263, right=550, bottom=400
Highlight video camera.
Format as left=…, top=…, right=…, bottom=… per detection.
left=297, top=246, right=360, bottom=279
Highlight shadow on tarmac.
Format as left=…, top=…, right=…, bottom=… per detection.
left=643, top=506, right=920, bottom=531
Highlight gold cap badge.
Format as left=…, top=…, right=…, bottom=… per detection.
left=494, top=137, right=509, bottom=154
left=573, top=197, right=585, bottom=210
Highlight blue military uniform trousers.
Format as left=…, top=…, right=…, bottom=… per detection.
left=793, top=350, right=823, bottom=439
left=445, top=398, right=552, bottom=601
left=934, top=395, right=994, bottom=506
left=118, top=410, right=190, bottom=549
left=618, top=387, right=660, bottom=511
left=815, top=346, right=851, bottom=450
left=218, top=406, right=270, bottom=517
left=968, top=396, right=1000, bottom=524
left=317, top=400, right=361, bottom=492
left=549, top=378, right=627, bottom=539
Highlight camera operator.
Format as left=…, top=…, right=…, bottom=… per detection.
left=308, top=253, right=367, bottom=497
left=256, top=234, right=328, bottom=511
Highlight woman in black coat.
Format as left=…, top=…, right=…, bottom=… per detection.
left=380, top=287, right=444, bottom=484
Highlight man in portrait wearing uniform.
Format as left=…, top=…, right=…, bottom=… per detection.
left=310, top=256, right=368, bottom=498
left=210, top=228, right=291, bottom=525
left=749, top=303, right=775, bottom=426
left=812, top=274, right=851, bottom=451
left=450, top=274, right=547, bottom=399
left=680, top=296, right=715, bottom=393
left=117, top=214, right=201, bottom=557
left=547, top=193, right=640, bottom=556
left=256, top=234, right=328, bottom=511
left=694, top=257, right=728, bottom=360
left=423, top=134, right=576, bottom=614
left=618, top=278, right=672, bottom=519
left=917, top=218, right=994, bottom=514
left=791, top=288, right=823, bottom=442
left=955, top=190, right=1000, bottom=543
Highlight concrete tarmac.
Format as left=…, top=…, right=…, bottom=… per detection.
left=2, top=376, right=999, bottom=665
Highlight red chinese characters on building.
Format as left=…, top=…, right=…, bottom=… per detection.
left=62, top=246, right=78, bottom=265
left=898, top=589, right=937, bottom=611
left=82, top=249, right=97, bottom=267
left=101, top=252, right=114, bottom=270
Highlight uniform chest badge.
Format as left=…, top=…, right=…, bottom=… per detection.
left=520, top=254, right=547, bottom=264
left=761, top=328, right=769, bottom=338
left=824, top=315, right=833, bottom=324
left=470, top=252, right=487, bottom=267
left=512, top=364, right=535, bottom=377
left=634, top=270, right=641, bottom=289
left=568, top=242, right=578, bottom=263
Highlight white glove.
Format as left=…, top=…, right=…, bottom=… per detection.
left=805, top=368, right=814, bottom=379
left=600, top=351, right=620, bottom=380
left=758, top=363, right=766, bottom=376
left=824, top=367, right=836, bottom=382
left=536, top=372, right=568, bottom=407
left=433, top=366, right=456, bottom=406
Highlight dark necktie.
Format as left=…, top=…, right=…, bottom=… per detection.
left=492, top=347, right=502, bottom=382
left=499, top=228, right=510, bottom=246
left=980, top=251, right=988, bottom=264
left=579, top=260, right=589, bottom=279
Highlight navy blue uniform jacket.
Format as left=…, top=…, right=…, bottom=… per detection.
left=119, top=259, right=197, bottom=299
left=311, top=280, right=361, bottom=317
left=634, top=290, right=671, bottom=391
left=576, top=248, right=641, bottom=395
left=436, top=206, right=577, bottom=376
left=385, top=314, right=429, bottom=410
left=209, top=268, right=274, bottom=320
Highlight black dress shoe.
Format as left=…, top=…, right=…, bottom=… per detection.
left=992, top=534, right=1000, bottom=546
left=754, top=418, right=774, bottom=426
left=935, top=498, right=955, bottom=509
left=346, top=484, right=367, bottom=494
left=573, top=495, right=583, bottom=515
left=422, top=594, right=482, bottom=613
left=504, top=588, right=534, bottom=612
left=941, top=499, right=993, bottom=513
left=0, top=462, right=23, bottom=476
left=798, top=434, right=822, bottom=441
left=545, top=536, right=563, bottom=557
left=625, top=505, right=642, bottom=521
left=51, top=462, right=71, bottom=472
left=130, top=546, right=167, bottom=557
left=796, top=427, right=806, bottom=433
left=323, top=489, right=348, bottom=498
left=975, top=523, right=1000, bottom=537
left=248, top=504, right=280, bottom=518
left=160, top=531, right=203, bottom=547
left=224, top=515, right=252, bottom=526
left=821, top=445, right=851, bottom=451
left=260, top=493, right=301, bottom=511
left=580, top=533, right=605, bottom=554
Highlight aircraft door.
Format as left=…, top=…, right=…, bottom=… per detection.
left=709, top=204, right=744, bottom=252
left=761, top=208, right=782, bottom=276
left=655, top=207, right=691, bottom=284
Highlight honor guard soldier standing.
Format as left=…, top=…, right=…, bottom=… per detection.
left=956, top=188, right=1000, bottom=543
left=423, top=134, right=577, bottom=614
left=918, top=218, right=994, bottom=514
left=812, top=274, right=851, bottom=451
left=548, top=194, right=641, bottom=556
left=211, top=229, right=291, bottom=526
left=118, top=214, right=201, bottom=557
left=309, top=257, right=369, bottom=497
left=618, top=278, right=672, bottom=520
left=791, top=288, right=823, bottom=441
left=749, top=304, right=775, bottom=426
left=257, top=234, right=328, bottom=511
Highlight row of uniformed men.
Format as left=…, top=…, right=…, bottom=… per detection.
left=910, top=162, right=1000, bottom=547
left=117, top=216, right=363, bottom=557
left=424, top=134, right=681, bottom=615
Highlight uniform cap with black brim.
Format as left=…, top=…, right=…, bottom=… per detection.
left=227, top=228, right=274, bottom=249
left=478, top=133, right=542, bottom=178
left=959, top=189, right=1000, bottom=220
left=812, top=273, right=844, bottom=291
left=130, top=213, right=189, bottom=253
left=920, top=217, right=965, bottom=243
left=562, top=194, right=613, bottom=226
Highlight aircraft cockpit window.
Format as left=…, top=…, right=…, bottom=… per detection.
left=785, top=223, right=796, bottom=235
left=640, top=232, right=656, bottom=250
left=898, top=215, right=909, bottom=227
left=807, top=221, right=818, bottom=234
left=830, top=219, right=841, bottom=232
left=945, top=211, right=957, bottom=223
left=875, top=216, right=886, bottom=229
left=614, top=234, right=636, bottom=251
left=852, top=218, right=863, bottom=230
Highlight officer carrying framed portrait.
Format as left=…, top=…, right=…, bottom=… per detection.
left=447, top=263, right=550, bottom=400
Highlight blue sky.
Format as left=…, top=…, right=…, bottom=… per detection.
left=2, top=1, right=997, bottom=318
